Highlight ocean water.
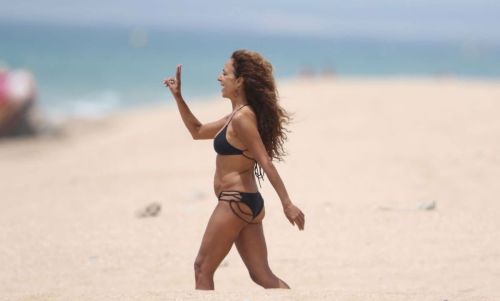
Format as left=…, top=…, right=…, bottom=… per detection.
left=1, top=22, right=500, bottom=120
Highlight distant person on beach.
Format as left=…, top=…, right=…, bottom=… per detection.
left=164, top=49, right=305, bottom=290
left=0, top=67, right=37, bottom=137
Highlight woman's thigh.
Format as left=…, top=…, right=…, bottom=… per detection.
left=196, top=202, right=248, bottom=272
left=234, top=222, right=272, bottom=275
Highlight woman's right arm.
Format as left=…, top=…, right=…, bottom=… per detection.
left=164, top=65, right=226, bottom=140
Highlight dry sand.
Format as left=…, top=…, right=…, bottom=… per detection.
left=1, top=78, right=500, bottom=300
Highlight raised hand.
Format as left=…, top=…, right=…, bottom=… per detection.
left=163, top=64, right=182, bottom=98
left=284, top=203, right=305, bottom=230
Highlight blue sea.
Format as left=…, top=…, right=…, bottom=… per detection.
left=1, top=22, right=500, bottom=120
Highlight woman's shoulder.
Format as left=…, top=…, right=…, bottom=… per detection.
left=232, top=105, right=256, bottom=123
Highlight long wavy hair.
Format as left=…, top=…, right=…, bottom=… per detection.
left=231, top=49, right=291, bottom=161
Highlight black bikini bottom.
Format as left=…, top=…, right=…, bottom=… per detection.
left=218, top=191, right=264, bottom=223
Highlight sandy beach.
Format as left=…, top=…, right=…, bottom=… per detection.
left=1, top=77, right=500, bottom=300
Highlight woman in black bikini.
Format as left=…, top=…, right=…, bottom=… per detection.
left=164, top=49, right=305, bottom=290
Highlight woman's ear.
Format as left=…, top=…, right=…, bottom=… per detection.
left=235, top=76, right=244, bottom=89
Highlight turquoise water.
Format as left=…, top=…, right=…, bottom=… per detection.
left=2, top=22, right=500, bottom=119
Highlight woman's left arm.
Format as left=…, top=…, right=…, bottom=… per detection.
left=232, top=111, right=305, bottom=230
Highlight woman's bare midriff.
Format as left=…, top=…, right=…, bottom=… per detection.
left=213, top=154, right=258, bottom=196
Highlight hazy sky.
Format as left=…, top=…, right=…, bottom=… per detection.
left=1, top=0, right=499, bottom=41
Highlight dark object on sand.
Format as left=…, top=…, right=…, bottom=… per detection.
left=136, top=202, right=162, bottom=218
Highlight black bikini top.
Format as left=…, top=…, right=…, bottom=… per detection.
left=213, top=104, right=265, bottom=186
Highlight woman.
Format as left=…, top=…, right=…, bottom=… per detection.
left=163, top=49, right=305, bottom=290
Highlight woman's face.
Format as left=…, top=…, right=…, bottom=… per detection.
left=218, top=59, right=241, bottom=99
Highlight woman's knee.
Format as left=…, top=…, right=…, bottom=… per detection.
left=194, top=256, right=214, bottom=278
left=193, top=256, right=203, bottom=275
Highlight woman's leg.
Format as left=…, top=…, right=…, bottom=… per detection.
left=235, top=222, right=290, bottom=289
left=194, top=201, right=247, bottom=290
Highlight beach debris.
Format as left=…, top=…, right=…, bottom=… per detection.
left=417, top=201, right=436, bottom=211
left=378, top=201, right=437, bottom=212
left=136, top=202, right=161, bottom=218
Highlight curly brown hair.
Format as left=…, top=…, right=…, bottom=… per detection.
left=231, top=49, right=291, bottom=161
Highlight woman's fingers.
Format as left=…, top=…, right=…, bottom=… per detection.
left=163, top=76, right=173, bottom=84
left=163, top=64, right=181, bottom=91
left=176, top=64, right=182, bottom=83
left=296, top=213, right=305, bottom=230
left=293, top=214, right=302, bottom=230
left=291, top=209, right=305, bottom=230
left=285, top=204, right=305, bottom=230
left=285, top=206, right=306, bottom=230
